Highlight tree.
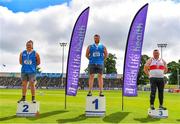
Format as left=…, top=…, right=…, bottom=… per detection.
left=167, top=60, right=180, bottom=85
left=137, top=54, right=150, bottom=85
left=104, top=53, right=117, bottom=74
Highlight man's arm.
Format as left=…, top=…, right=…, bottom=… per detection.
left=164, top=65, right=168, bottom=73
left=144, top=58, right=151, bottom=76
left=36, top=52, right=40, bottom=65
left=19, top=52, right=22, bottom=65
left=163, top=59, right=168, bottom=73
left=144, top=65, right=149, bottom=76
left=86, top=46, right=90, bottom=59
left=104, top=47, right=108, bottom=59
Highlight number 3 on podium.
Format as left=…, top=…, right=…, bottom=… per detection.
left=159, top=110, right=163, bottom=116
left=23, top=105, right=29, bottom=112
left=92, top=99, right=98, bottom=110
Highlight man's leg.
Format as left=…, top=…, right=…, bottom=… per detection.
left=87, top=64, right=95, bottom=96
left=29, top=74, right=36, bottom=103
left=97, top=64, right=104, bottom=96
left=87, top=74, right=94, bottom=96
left=157, top=78, right=166, bottom=110
left=98, top=73, right=104, bottom=96
left=18, top=74, right=28, bottom=103
left=150, top=78, right=157, bottom=109
left=22, top=81, right=28, bottom=97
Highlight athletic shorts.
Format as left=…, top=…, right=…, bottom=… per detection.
left=21, top=73, right=36, bottom=83
left=89, top=64, right=104, bottom=74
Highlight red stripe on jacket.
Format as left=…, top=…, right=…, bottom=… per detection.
left=150, top=65, right=165, bottom=70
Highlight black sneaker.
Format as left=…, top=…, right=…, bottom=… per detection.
left=32, top=99, right=36, bottom=103
left=87, top=92, right=92, bottom=96
left=17, top=98, right=26, bottom=103
left=99, top=92, right=104, bottom=97
left=159, top=106, right=167, bottom=110
left=150, top=105, right=155, bottom=110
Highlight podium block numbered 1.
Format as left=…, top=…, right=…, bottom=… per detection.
left=148, top=109, right=168, bottom=118
left=16, top=102, right=40, bottom=117
left=85, top=96, right=106, bottom=117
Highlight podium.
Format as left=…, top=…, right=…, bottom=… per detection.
left=16, top=101, right=40, bottom=117
left=148, top=109, right=168, bottom=118
left=85, top=96, right=106, bottom=117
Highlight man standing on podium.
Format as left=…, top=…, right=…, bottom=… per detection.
left=18, top=40, right=40, bottom=103
left=86, top=34, right=108, bottom=97
left=144, top=49, right=168, bottom=110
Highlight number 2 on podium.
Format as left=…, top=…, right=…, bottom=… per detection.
left=92, top=99, right=98, bottom=109
left=23, top=105, right=29, bottom=112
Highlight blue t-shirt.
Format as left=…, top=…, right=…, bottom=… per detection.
left=21, top=50, right=37, bottom=74
left=89, top=43, right=104, bottom=65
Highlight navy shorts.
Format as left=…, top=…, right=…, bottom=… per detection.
left=21, top=73, right=36, bottom=83
left=89, top=64, right=104, bottom=74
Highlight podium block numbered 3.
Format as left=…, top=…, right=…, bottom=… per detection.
left=148, top=109, right=168, bottom=118
left=85, top=96, right=106, bottom=117
left=16, top=102, right=40, bottom=117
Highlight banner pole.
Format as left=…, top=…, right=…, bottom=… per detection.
left=122, top=82, right=124, bottom=111
left=65, top=91, right=67, bottom=109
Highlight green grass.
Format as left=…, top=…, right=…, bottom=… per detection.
left=165, top=85, right=179, bottom=89
left=0, top=89, right=180, bottom=123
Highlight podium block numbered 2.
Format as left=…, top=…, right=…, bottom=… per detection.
left=148, top=109, right=168, bottom=118
left=16, top=102, right=40, bottom=117
left=85, top=96, right=106, bottom=117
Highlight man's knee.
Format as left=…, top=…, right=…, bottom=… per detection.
left=151, top=94, right=155, bottom=97
left=158, top=90, right=164, bottom=97
left=29, top=83, right=35, bottom=87
left=89, top=74, right=94, bottom=79
left=22, top=81, right=27, bottom=87
left=158, top=89, right=164, bottom=93
left=98, top=74, right=103, bottom=78
left=150, top=91, right=156, bottom=97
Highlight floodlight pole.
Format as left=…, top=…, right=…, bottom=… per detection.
left=60, top=42, right=67, bottom=109
left=177, top=68, right=180, bottom=89
left=157, top=43, right=167, bottom=59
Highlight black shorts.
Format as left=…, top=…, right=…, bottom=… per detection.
left=89, top=64, right=104, bottom=74
left=21, top=73, right=36, bottom=83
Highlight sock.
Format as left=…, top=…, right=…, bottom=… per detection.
left=150, top=105, right=154, bottom=108
left=22, top=96, right=25, bottom=100
left=32, top=96, right=35, bottom=101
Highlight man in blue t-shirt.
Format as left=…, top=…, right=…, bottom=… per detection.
left=18, top=40, right=40, bottom=103
left=86, top=34, right=108, bottom=97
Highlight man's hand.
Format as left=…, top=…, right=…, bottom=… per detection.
left=164, top=67, right=168, bottom=74
left=144, top=65, right=149, bottom=76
